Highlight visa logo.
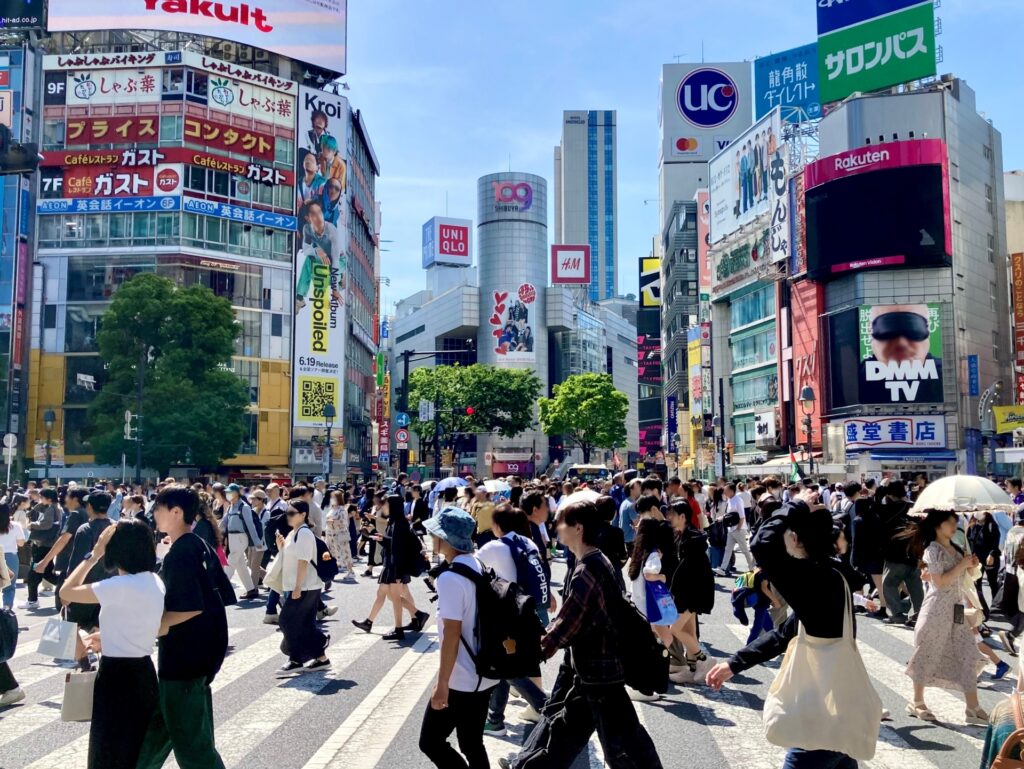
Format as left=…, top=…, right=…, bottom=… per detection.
left=714, top=137, right=733, bottom=152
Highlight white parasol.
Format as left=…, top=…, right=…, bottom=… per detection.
left=908, top=475, right=1016, bottom=516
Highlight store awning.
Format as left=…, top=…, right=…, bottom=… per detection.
left=869, top=451, right=957, bottom=463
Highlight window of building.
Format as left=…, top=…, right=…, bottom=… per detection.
left=271, top=313, right=283, bottom=337
left=160, top=115, right=183, bottom=144
left=238, top=411, right=259, bottom=455
left=186, top=71, right=208, bottom=102
left=732, top=371, right=778, bottom=412
left=988, top=233, right=995, bottom=263
left=42, top=119, right=65, bottom=150
left=731, top=327, right=776, bottom=370
left=65, top=355, right=107, bottom=405
left=64, top=408, right=93, bottom=455
left=986, top=184, right=993, bottom=213
left=65, top=304, right=105, bottom=353
left=43, top=304, right=56, bottom=329
left=991, top=281, right=998, bottom=311
left=162, top=68, right=184, bottom=96
left=983, top=145, right=993, bottom=161
left=274, top=137, right=294, bottom=166
left=396, top=325, right=425, bottom=344
left=730, top=285, right=775, bottom=330
left=232, top=359, right=260, bottom=404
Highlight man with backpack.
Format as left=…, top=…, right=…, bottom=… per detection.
left=477, top=506, right=549, bottom=735
left=419, top=506, right=498, bottom=769
left=500, top=500, right=664, bottom=769
left=219, top=483, right=263, bottom=601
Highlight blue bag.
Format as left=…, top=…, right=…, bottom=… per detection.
left=645, top=580, right=679, bottom=626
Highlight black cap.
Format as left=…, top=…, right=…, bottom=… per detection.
left=85, top=492, right=112, bottom=513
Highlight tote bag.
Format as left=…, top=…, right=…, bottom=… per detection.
left=763, top=585, right=882, bottom=761
left=992, top=693, right=1024, bottom=769
left=61, top=670, right=96, bottom=722
left=37, top=617, right=78, bottom=661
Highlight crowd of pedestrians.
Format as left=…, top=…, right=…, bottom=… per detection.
left=4, top=469, right=1024, bottom=768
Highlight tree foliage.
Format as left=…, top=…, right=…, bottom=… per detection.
left=87, top=273, right=250, bottom=474
left=406, top=364, right=541, bottom=457
left=539, top=373, right=628, bottom=463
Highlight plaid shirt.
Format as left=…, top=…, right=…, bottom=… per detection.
left=542, top=550, right=624, bottom=684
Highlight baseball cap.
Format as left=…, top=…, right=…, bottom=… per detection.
left=226, top=483, right=241, bottom=494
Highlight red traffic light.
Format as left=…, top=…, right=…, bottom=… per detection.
left=465, top=407, right=475, bottom=416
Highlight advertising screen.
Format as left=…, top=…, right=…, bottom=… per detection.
left=639, top=257, right=661, bottom=308
left=0, top=0, right=43, bottom=29
left=47, top=0, right=348, bottom=75
left=805, top=139, right=950, bottom=280
left=708, top=109, right=781, bottom=244
left=488, top=284, right=537, bottom=364
left=292, top=86, right=350, bottom=430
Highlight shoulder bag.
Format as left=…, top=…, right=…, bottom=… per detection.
left=993, top=693, right=1024, bottom=769
left=763, top=584, right=882, bottom=760
left=38, top=615, right=78, bottom=660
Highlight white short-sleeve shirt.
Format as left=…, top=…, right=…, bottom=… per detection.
left=477, top=533, right=541, bottom=584
left=90, top=571, right=166, bottom=658
left=436, top=554, right=499, bottom=693
left=283, top=526, right=322, bottom=592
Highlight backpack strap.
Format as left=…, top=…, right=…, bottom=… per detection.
left=448, top=559, right=488, bottom=692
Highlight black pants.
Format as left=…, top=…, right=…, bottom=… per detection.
left=26, top=544, right=56, bottom=602
left=510, top=655, right=663, bottom=769
left=280, top=588, right=329, bottom=664
left=418, top=686, right=493, bottom=769
left=0, top=660, right=17, bottom=693
left=89, top=656, right=158, bottom=769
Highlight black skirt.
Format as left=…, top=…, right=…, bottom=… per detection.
left=280, top=588, right=329, bottom=664
left=378, top=562, right=410, bottom=585
left=89, top=656, right=158, bottom=769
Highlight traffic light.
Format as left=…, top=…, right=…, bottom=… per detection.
left=464, top=406, right=475, bottom=416
left=0, top=125, right=41, bottom=175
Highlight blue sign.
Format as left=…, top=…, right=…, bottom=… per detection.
left=183, top=197, right=297, bottom=231
left=754, top=44, right=821, bottom=122
left=379, top=451, right=390, bottom=465
left=816, top=0, right=923, bottom=35
left=37, top=196, right=182, bottom=215
left=677, top=67, right=739, bottom=129
left=968, top=354, right=980, bottom=397
left=666, top=395, right=678, bottom=453
left=164, top=51, right=183, bottom=64
left=394, top=412, right=410, bottom=428
left=381, top=319, right=389, bottom=339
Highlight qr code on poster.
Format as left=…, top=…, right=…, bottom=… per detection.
left=300, top=378, right=337, bottom=419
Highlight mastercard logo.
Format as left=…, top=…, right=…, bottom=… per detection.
left=673, top=137, right=700, bottom=154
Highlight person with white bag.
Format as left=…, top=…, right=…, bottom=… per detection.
left=706, top=498, right=882, bottom=768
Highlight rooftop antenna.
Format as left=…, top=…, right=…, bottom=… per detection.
left=445, top=191, right=449, bottom=216
left=672, top=54, right=686, bottom=63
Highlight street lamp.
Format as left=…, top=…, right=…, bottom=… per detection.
left=322, top=402, right=336, bottom=484
left=43, top=409, right=56, bottom=482
left=799, top=385, right=816, bottom=478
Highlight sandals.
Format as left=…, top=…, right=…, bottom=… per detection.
left=906, top=702, right=937, bottom=722
left=965, top=707, right=989, bottom=726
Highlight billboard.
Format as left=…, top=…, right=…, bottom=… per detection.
left=47, top=0, right=348, bottom=75
left=696, top=189, right=711, bottom=292
left=754, top=44, right=821, bottom=122
left=994, top=407, right=1024, bottom=434
left=551, top=245, right=591, bottom=285
left=666, top=394, right=678, bottom=454
left=1012, top=253, right=1024, bottom=367
left=818, top=1, right=936, bottom=104
left=423, top=217, right=473, bottom=269
left=843, top=416, right=947, bottom=451
left=805, top=139, right=951, bottom=280
left=62, top=69, right=163, bottom=106
left=488, top=283, right=537, bottom=363
left=708, top=108, right=781, bottom=244
left=293, top=86, right=350, bottom=430
left=0, top=0, right=43, bottom=29
left=637, top=334, right=661, bottom=386
left=816, top=0, right=925, bottom=35
left=639, top=257, right=661, bottom=308
left=687, top=328, right=702, bottom=416
left=661, top=62, right=753, bottom=163
left=711, top=228, right=768, bottom=299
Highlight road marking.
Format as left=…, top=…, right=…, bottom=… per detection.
left=301, top=628, right=439, bottom=769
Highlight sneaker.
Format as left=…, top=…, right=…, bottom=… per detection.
left=669, top=668, right=695, bottom=685
left=306, top=658, right=331, bottom=671
left=241, top=590, right=259, bottom=601
left=993, top=661, right=1011, bottom=680
left=317, top=606, right=339, bottom=620
left=276, top=660, right=305, bottom=678
left=883, top=614, right=908, bottom=625
left=483, top=720, right=507, bottom=737
left=0, top=687, right=25, bottom=707
left=1000, top=631, right=1018, bottom=656
left=382, top=628, right=405, bottom=642
left=412, top=610, right=429, bottom=631
left=18, top=600, right=38, bottom=610
left=263, top=614, right=279, bottom=625
left=351, top=618, right=373, bottom=633
left=627, top=686, right=659, bottom=702
left=693, top=656, right=715, bottom=683
left=519, top=704, right=542, bottom=723
left=362, top=569, right=373, bottom=578
left=39, top=588, right=54, bottom=597
left=966, top=707, right=990, bottom=727
left=903, top=615, right=917, bottom=629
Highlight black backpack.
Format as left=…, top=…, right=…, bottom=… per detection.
left=449, top=561, right=545, bottom=683
left=313, top=532, right=339, bottom=582
left=597, top=564, right=670, bottom=695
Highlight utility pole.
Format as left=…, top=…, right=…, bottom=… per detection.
left=433, top=394, right=442, bottom=480
left=399, top=349, right=411, bottom=473
left=135, top=347, right=145, bottom=487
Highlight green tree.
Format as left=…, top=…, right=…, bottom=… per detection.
left=87, top=273, right=250, bottom=474
left=406, top=364, right=541, bottom=464
left=539, top=373, right=628, bottom=464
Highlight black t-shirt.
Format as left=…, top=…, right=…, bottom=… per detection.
left=55, top=508, right=88, bottom=573
left=66, top=518, right=113, bottom=580
left=158, top=532, right=228, bottom=682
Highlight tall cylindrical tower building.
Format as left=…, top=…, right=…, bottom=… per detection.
left=477, top=172, right=548, bottom=476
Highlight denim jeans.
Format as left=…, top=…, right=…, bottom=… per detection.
left=747, top=604, right=775, bottom=645
left=882, top=561, right=923, bottom=619
left=781, top=748, right=857, bottom=769
left=488, top=676, right=547, bottom=724
left=2, top=551, right=18, bottom=609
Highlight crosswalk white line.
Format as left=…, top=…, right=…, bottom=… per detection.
left=301, top=628, right=439, bottom=769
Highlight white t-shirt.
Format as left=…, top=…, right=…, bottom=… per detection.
left=737, top=490, right=753, bottom=508
left=0, top=521, right=26, bottom=553
left=726, top=494, right=746, bottom=531
left=90, top=572, right=166, bottom=658
left=436, top=554, right=499, bottom=693
left=477, top=533, right=541, bottom=583
left=282, top=526, right=322, bottom=592
left=630, top=551, right=662, bottom=619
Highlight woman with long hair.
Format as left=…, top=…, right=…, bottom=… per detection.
left=904, top=508, right=988, bottom=725
left=0, top=503, right=25, bottom=610
left=324, top=491, right=355, bottom=581
left=351, top=495, right=428, bottom=641
left=628, top=518, right=681, bottom=650
left=664, top=501, right=715, bottom=682
left=58, top=520, right=164, bottom=769
left=192, top=492, right=224, bottom=554
left=209, top=483, right=229, bottom=521
left=276, top=501, right=331, bottom=676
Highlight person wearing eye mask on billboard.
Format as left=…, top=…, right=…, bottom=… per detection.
left=859, top=304, right=943, bottom=405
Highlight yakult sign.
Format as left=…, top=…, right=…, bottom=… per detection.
left=47, top=0, right=348, bottom=74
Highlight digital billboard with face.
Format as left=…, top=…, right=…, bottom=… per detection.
left=804, top=139, right=951, bottom=280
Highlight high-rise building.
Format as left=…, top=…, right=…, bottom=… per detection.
left=554, top=111, right=617, bottom=302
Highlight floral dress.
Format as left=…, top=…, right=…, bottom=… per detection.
left=324, top=505, right=354, bottom=574
left=905, top=542, right=987, bottom=692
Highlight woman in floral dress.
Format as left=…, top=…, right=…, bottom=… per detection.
left=324, top=490, right=355, bottom=580
left=904, top=509, right=989, bottom=725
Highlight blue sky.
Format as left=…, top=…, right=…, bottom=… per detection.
left=345, top=0, right=1024, bottom=308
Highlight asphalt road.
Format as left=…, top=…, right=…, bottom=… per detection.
left=1, top=556, right=999, bottom=769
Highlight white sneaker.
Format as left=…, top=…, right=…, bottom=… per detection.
left=669, top=668, right=695, bottom=685
left=627, top=686, right=659, bottom=702
left=263, top=614, right=279, bottom=625
left=317, top=605, right=339, bottom=620
left=18, top=600, right=38, bottom=610
left=0, top=687, right=25, bottom=707
left=692, top=657, right=715, bottom=684
left=519, top=704, right=542, bottom=723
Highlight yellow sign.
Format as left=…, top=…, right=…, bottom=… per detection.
left=994, top=406, right=1024, bottom=433
left=383, top=372, right=392, bottom=418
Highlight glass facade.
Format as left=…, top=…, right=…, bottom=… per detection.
left=730, top=285, right=776, bottom=330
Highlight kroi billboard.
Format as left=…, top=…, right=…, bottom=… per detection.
left=48, top=0, right=348, bottom=74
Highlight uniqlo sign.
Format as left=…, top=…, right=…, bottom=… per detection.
left=422, top=216, right=473, bottom=268
left=551, top=244, right=592, bottom=285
